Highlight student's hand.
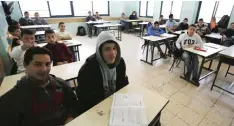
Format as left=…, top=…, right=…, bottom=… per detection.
left=57, top=62, right=64, bottom=65
left=64, top=117, right=74, bottom=124
left=10, top=36, right=19, bottom=39
left=63, top=61, right=68, bottom=64
left=21, top=43, right=33, bottom=50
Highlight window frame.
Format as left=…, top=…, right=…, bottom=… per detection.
left=139, top=1, right=154, bottom=18
left=18, top=1, right=110, bottom=18
left=160, top=1, right=182, bottom=20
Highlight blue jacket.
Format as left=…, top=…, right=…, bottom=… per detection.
left=147, top=25, right=165, bottom=36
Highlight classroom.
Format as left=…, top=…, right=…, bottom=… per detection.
left=0, top=0, right=234, bottom=126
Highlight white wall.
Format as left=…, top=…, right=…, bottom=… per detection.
left=110, top=1, right=125, bottom=17
left=153, top=1, right=161, bottom=21
left=123, top=1, right=139, bottom=17
left=8, top=1, right=22, bottom=21
left=180, top=1, right=199, bottom=24
left=228, top=5, right=234, bottom=28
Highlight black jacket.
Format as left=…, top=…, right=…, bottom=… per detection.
left=129, top=15, right=137, bottom=20
left=19, top=17, right=34, bottom=26
left=176, top=22, right=189, bottom=31
left=0, top=75, right=78, bottom=126
left=76, top=54, right=129, bottom=115
left=221, top=28, right=234, bottom=38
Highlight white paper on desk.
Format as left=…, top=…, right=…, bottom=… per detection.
left=109, top=93, right=148, bottom=126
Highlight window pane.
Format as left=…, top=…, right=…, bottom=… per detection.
left=147, top=1, right=154, bottom=16
left=49, top=1, right=72, bottom=16
left=140, top=1, right=147, bottom=16
left=93, top=1, right=109, bottom=15
left=215, top=1, right=234, bottom=22
left=19, top=1, right=49, bottom=17
left=171, top=1, right=183, bottom=19
left=198, top=1, right=216, bottom=23
left=73, top=1, right=92, bottom=16
left=161, top=1, right=172, bottom=19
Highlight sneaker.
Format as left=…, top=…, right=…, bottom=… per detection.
left=191, top=78, right=200, bottom=86
left=160, top=53, right=167, bottom=59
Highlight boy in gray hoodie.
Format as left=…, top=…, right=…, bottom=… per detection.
left=176, top=24, right=204, bottom=86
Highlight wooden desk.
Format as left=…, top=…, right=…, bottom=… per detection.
left=211, top=45, right=234, bottom=94
left=20, top=25, right=51, bottom=29
left=86, top=21, right=111, bottom=38
left=37, top=40, right=82, bottom=61
left=141, top=34, right=177, bottom=65
left=181, top=43, right=227, bottom=86
left=66, top=84, right=169, bottom=126
left=123, top=20, right=143, bottom=33
left=0, top=61, right=84, bottom=97
left=174, top=30, right=187, bottom=35
left=94, top=24, right=122, bottom=41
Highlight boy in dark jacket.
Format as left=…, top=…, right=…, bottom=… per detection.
left=44, top=29, right=73, bottom=66
left=19, top=11, right=34, bottom=26
left=177, top=18, right=189, bottom=31
left=76, top=31, right=129, bottom=115
left=0, top=47, right=78, bottom=126
left=196, top=18, right=211, bottom=38
left=86, top=11, right=96, bottom=22
left=221, top=22, right=234, bottom=40
left=129, top=11, right=138, bottom=20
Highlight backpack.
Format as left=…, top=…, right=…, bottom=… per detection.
left=218, top=15, right=230, bottom=29
left=77, top=26, right=86, bottom=36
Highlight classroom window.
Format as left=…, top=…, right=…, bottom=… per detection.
left=161, top=1, right=172, bottom=19
left=93, top=1, right=109, bottom=15
left=198, top=1, right=216, bottom=23
left=215, top=1, right=234, bottom=22
left=171, top=1, right=183, bottom=19
left=73, top=1, right=92, bottom=16
left=48, top=1, right=72, bottom=17
left=139, top=1, right=154, bottom=17
left=19, top=1, right=50, bottom=17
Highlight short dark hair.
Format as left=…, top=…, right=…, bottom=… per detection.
left=35, top=12, right=39, bottom=15
left=169, top=14, right=173, bottom=18
left=58, top=22, right=65, bottom=27
left=45, top=29, right=55, bottom=36
left=160, top=15, right=163, bottom=18
left=154, top=21, right=159, bottom=25
left=190, top=24, right=197, bottom=28
left=8, top=25, right=19, bottom=33
left=184, top=18, right=188, bottom=21
left=199, top=18, right=203, bottom=22
left=9, top=20, right=19, bottom=26
left=231, top=22, right=234, bottom=25
left=21, top=29, right=35, bottom=37
left=24, top=11, right=29, bottom=14
left=24, top=47, right=52, bottom=66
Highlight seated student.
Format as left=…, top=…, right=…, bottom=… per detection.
left=76, top=31, right=129, bottom=115
left=7, top=25, right=21, bottom=52
left=166, top=14, right=177, bottom=33
left=44, top=29, right=73, bottom=66
left=0, top=47, right=78, bottom=126
left=146, top=21, right=167, bottom=58
left=176, top=18, right=189, bottom=31
left=129, top=11, right=138, bottom=20
left=195, top=18, right=211, bottom=38
left=6, top=21, right=20, bottom=39
left=10, top=29, right=36, bottom=73
left=33, top=12, right=48, bottom=25
left=176, top=24, right=204, bottom=85
left=159, top=15, right=166, bottom=25
left=56, top=22, right=72, bottom=40
left=86, top=11, right=96, bottom=22
left=221, top=22, right=234, bottom=40
left=120, top=13, right=127, bottom=31
left=19, top=11, right=34, bottom=26
left=210, top=17, right=218, bottom=32
left=95, top=11, right=102, bottom=20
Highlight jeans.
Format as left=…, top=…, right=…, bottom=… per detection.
left=182, top=52, right=199, bottom=79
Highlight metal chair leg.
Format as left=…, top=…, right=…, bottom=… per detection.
left=225, top=65, right=231, bottom=77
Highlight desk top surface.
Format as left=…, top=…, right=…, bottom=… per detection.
left=20, top=25, right=51, bottom=29
left=174, top=30, right=187, bottom=35
left=184, top=43, right=227, bottom=57
left=219, top=45, right=234, bottom=59
left=142, top=33, right=177, bottom=41
left=86, top=21, right=111, bottom=24
left=0, top=61, right=84, bottom=97
left=66, top=84, right=169, bottom=126
left=37, top=40, right=82, bottom=47
left=35, top=30, right=57, bottom=35
left=94, top=24, right=122, bottom=27
left=205, top=33, right=222, bottom=39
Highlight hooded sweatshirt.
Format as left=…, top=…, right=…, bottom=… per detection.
left=176, top=32, right=204, bottom=49
left=0, top=74, right=78, bottom=126
left=95, top=31, right=121, bottom=97
left=147, top=25, right=165, bottom=36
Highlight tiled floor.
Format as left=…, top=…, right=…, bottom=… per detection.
left=73, top=32, right=234, bottom=126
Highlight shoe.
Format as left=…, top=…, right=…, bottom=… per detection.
left=191, top=78, right=200, bottom=86
left=185, top=72, right=190, bottom=80
left=161, top=54, right=167, bottom=59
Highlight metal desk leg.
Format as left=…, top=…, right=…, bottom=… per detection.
left=211, top=60, right=222, bottom=90
left=77, top=46, right=80, bottom=61
left=120, top=26, right=122, bottom=41
left=198, top=57, right=205, bottom=81
left=151, top=44, right=155, bottom=65
left=208, top=60, right=213, bottom=70
left=140, top=40, right=150, bottom=64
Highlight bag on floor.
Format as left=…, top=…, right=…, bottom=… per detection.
left=77, top=26, right=86, bottom=36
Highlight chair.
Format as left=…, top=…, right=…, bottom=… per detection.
left=169, top=42, right=185, bottom=73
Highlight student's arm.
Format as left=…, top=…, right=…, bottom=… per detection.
left=196, top=34, right=204, bottom=46
left=62, top=44, right=73, bottom=63
left=42, top=18, right=48, bottom=25
left=175, top=34, right=183, bottom=49
left=166, top=21, right=174, bottom=33
left=10, top=45, right=24, bottom=60
left=118, top=58, right=129, bottom=90
left=176, top=23, right=182, bottom=31
left=173, top=21, right=178, bottom=30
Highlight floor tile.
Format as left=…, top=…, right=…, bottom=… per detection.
left=165, top=100, right=186, bottom=116
left=188, top=99, right=211, bottom=117
left=205, top=108, right=232, bottom=126
left=177, top=107, right=203, bottom=126
left=160, top=109, right=176, bottom=125
left=164, top=116, right=190, bottom=126
left=170, top=92, right=192, bottom=106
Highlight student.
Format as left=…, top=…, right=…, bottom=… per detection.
left=10, top=29, right=36, bottom=73
left=146, top=21, right=168, bottom=58
left=19, top=11, right=34, bottom=26
left=176, top=18, right=189, bottom=31
left=95, top=11, right=102, bottom=20
left=159, top=15, right=166, bottom=25
left=221, top=22, right=234, bottom=40
left=33, top=12, right=48, bottom=25
left=86, top=11, right=95, bottom=22
left=129, top=11, right=138, bottom=20
left=166, top=14, right=177, bottom=33
left=44, top=29, right=73, bottom=66
left=210, top=17, right=217, bottom=32
left=176, top=24, right=204, bottom=85
left=120, top=13, right=127, bottom=31
left=195, top=18, right=211, bottom=38
left=56, top=22, right=72, bottom=40
left=76, top=31, right=129, bottom=115
left=8, top=25, right=21, bottom=51
left=0, top=47, right=78, bottom=126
